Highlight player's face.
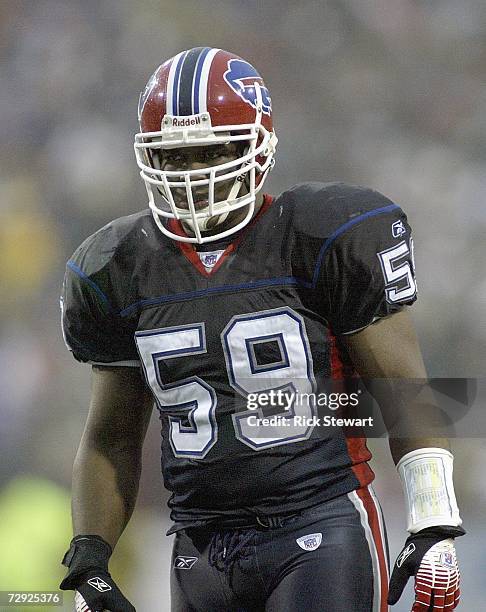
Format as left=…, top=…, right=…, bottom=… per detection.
left=154, top=142, right=245, bottom=211
left=152, top=141, right=263, bottom=235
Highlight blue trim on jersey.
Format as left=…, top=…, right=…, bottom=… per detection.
left=312, top=203, right=399, bottom=288
left=172, top=51, right=187, bottom=115
left=192, top=47, right=211, bottom=114
left=119, top=277, right=309, bottom=317
left=67, top=261, right=113, bottom=311
left=69, top=206, right=398, bottom=319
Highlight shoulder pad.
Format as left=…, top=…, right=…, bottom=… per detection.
left=283, top=181, right=399, bottom=239
left=69, top=209, right=161, bottom=277
left=62, top=210, right=158, bottom=363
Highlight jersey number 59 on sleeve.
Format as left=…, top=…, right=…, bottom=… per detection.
left=135, top=308, right=316, bottom=458
left=377, top=239, right=417, bottom=303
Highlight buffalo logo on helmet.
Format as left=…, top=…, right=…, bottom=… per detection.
left=223, top=59, right=272, bottom=116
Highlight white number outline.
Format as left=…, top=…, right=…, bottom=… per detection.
left=377, top=240, right=417, bottom=303
left=222, top=308, right=317, bottom=450
left=135, top=323, right=218, bottom=459
left=136, top=309, right=317, bottom=457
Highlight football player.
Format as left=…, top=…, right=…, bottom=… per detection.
left=60, top=48, right=464, bottom=611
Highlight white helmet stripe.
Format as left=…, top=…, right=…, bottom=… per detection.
left=197, top=48, right=220, bottom=113
left=191, top=47, right=212, bottom=114
left=166, top=51, right=186, bottom=116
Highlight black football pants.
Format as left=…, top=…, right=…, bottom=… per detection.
left=170, top=485, right=389, bottom=611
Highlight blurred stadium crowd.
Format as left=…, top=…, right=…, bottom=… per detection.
left=0, top=1, right=485, bottom=609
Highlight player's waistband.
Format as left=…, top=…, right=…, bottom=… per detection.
left=167, top=475, right=377, bottom=536
left=168, top=509, right=307, bottom=535
left=168, top=490, right=370, bottom=535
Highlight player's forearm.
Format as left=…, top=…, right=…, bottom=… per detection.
left=71, top=436, right=143, bottom=549
left=382, top=390, right=451, bottom=463
left=382, top=381, right=451, bottom=463
left=360, top=375, right=452, bottom=463
left=388, top=436, right=450, bottom=465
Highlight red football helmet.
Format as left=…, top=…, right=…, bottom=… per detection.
left=134, top=47, right=278, bottom=243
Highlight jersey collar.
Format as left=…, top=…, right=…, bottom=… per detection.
left=168, top=194, right=274, bottom=278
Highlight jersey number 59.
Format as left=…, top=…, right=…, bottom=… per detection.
left=135, top=308, right=316, bottom=458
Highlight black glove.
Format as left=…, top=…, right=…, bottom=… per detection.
left=60, top=535, right=136, bottom=612
left=388, top=525, right=465, bottom=610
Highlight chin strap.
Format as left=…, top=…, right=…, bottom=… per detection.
left=191, top=173, right=245, bottom=232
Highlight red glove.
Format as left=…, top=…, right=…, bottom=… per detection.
left=388, top=527, right=464, bottom=610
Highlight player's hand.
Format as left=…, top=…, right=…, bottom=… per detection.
left=60, top=535, right=136, bottom=611
left=388, top=529, right=463, bottom=610
left=72, top=570, right=135, bottom=612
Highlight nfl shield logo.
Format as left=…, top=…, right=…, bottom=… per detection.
left=296, top=532, right=322, bottom=551
left=203, top=253, right=218, bottom=267
left=440, top=551, right=455, bottom=568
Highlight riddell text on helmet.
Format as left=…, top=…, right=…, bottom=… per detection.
left=170, top=116, right=202, bottom=127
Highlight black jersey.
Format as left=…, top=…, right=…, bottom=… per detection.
left=61, top=182, right=417, bottom=530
